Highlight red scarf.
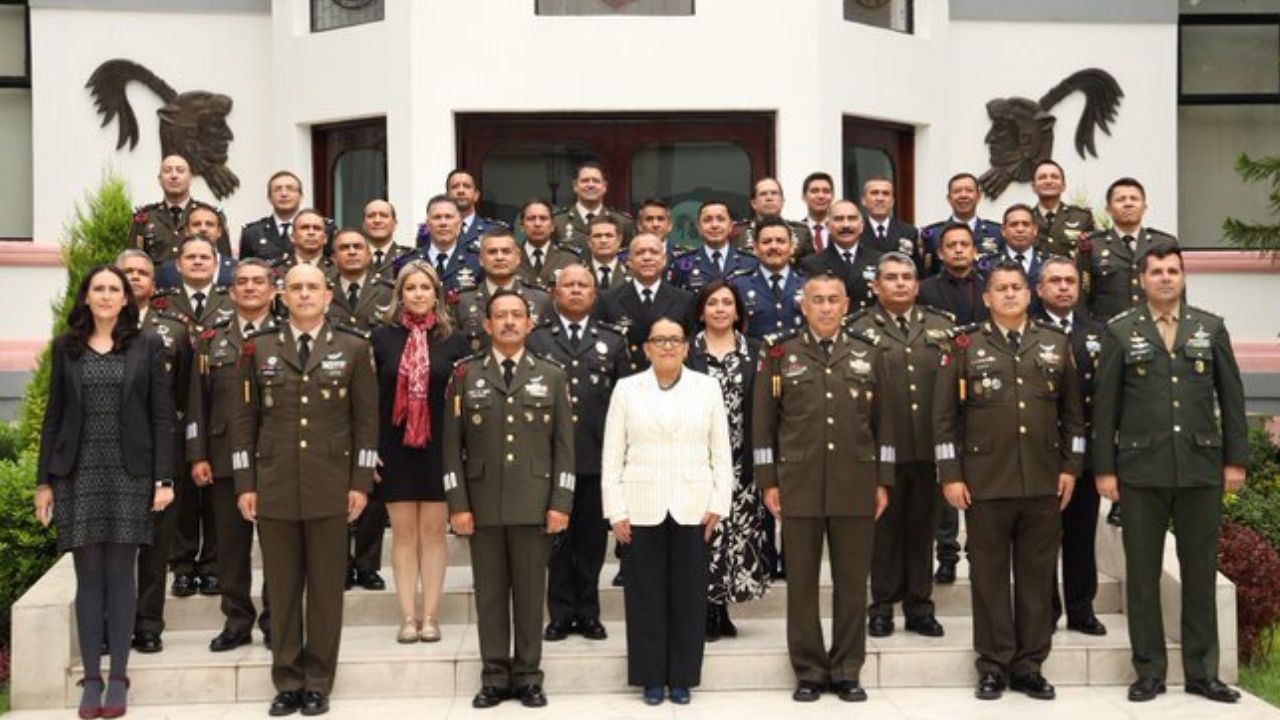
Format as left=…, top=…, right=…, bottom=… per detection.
left=392, top=312, right=436, bottom=448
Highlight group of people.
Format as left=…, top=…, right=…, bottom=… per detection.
left=34, top=153, right=1248, bottom=718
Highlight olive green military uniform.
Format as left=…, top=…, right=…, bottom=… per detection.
left=153, top=286, right=237, bottom=334
left=850, top=305, right=954, bottom=625
left=553, top=206, right=633, bottom=254
left=1033, top=204, right=1095, bottom=258
left=443, top=351, right=575, bottom=691
left=268, top=255, right=338, bottom=319
left=1078, top=227, right=1177, bottom=322
left=134, top=307, right=193, bottom=636
left=130, top=200, right=232, bottom=264
left=517, top=242, right=580, bottom=288
left=933, top=320, right=1085, bottom=680
left=752, top=328, right=896, bottom=687
left=452, top=280, right=554, bottom=354
left=186, top=315, right=280, bottom=638
left=1092, top=304, right=1247, bottom=684
left=328, top=274, right=394, bottom=330
left=731, top=218, right=815, bottom=260
left=369, top=242, right=414, bottom=281
left=230, top=323, right=378, bottom=696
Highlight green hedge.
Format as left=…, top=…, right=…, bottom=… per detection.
left=0, top=450, right=57, bottom=641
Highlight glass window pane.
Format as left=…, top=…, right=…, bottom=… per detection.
left=1181, top=23, right=1280, bottom=95
left=479, top=143, right=597, bottom=231
left=629, top=142, right=751, bottom=249
left=536, top=0, right=694, bottom=16
left=311, top=0, right=384, bottom=32
left=0, top=6, right=26, bottom=79
left=1180, top=0, right=1280, bottom=14
left=1178, top=104, right=1280, bottom=247
left=844, top=0, right=911, bottom=33
left=843, top=146, right=894, bottom=202
left=332, top=148, right=386, bottom=228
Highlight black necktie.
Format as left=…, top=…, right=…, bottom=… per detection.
left=280, top=221, right=291, bottom=239
left=502, top=358, right=516, bottom=388
left=1007, top=330, right=1021, bottom=353
left=819, top=338, right=833, bottom=356
left=877, top=225, right=886, bottom=241
left=770, top=273, right=783, bottom=298
left=192, top=291, right=206, bottom=319
left=436, top=252, right=448, bottom=274
left=532, top=248, right=544, bottom=272
left=642, top=288, right=653, bottom=305
left=169, top=205, right=182, bottom=226
left=569, top=323, right=582, bottom=348
left=842, top=250, right=854, bottom=266
left=298, top=332, right=312, bottom=367
left=599, top=265, right=611, bottom=287
left=374, top=249, right=385, bottom=267
left=711, top=250, right=723, bottom=271
left=1045, top=212, right=1056, bottom=227
left=585, top=212, right=596, bottom=223
left=897, top=316, right=910, bottom=337
left=1123, top=234, right=1136, bottom=254
left=347, top=282, right=360, bottom=308
left=1060, top=317, right=1071, bottom=333
left=1014, top=252, right=1026, bottom=269
left=243, top=322, right=255, bottom=335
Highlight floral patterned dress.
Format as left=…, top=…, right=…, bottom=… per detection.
left=696, top=332, right=770, bottom=604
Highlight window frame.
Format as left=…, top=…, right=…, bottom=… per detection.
left=310, top=0, right=385, bottom=34
left=843, top=0, right=914, bottom=35
left=0, top=0, right=30, bottom=89
left=1178, top=12, right=1280, bottom=105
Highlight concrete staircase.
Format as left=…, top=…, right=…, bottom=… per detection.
left=9, top=514, right=1238, bottom=710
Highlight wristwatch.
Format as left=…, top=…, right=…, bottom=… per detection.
left=155, top=479, right=175, bottom=489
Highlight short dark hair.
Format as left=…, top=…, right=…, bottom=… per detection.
left=587, top=214, right=621, bottom=234
left=861, top=176, right=893, bottom=195
left=63, top=265, right=140, bottom=358
left=267, top=170, right=303, bottom=194
left=574, top=161, right=606, bottom=182
left=179, top=234, right=217, bottom=255
left=754, top=215, right=791, bottom=239
left=1002, top=203, right=1035, bottom=224
left=293, top=207, right=327, bottom=226
left=695, top=279, right=746, bottom=333
left=486, top=287, right=531, bottom=318
left=985, top=258, right=1030, bottom=287
left=363, top=198, right=397, bottom=220
left=445, top=168, right=477, bottom=189
left=233, top=258, right=274, bottom=281
left=751, top=177, right=783, bottom=199
left=426, top=194, right=461, bottom=214
left=1106, top=177, right=1146, bottom=204
left=939, top=222, right=975, bottom=243
left=332, top=228, right=368, bottom=247
left=636, top=198, right=669, bottom=215
left=480, top=226, right=517, bottom=248
left=802, top=172, right=834, bottom=194
left=947, top=173, right=980, bottom=194
left=519, top=198, right=555, bottom=218
left=698, top=199, right=731, bottom=218
left=875, top=251, right=918, bottom=280
left=1137, top=239, right=1183, bottom=274
left=1033, top=159, right=1064, bottom=180
left=1038, top=255, right=1078, bottom=280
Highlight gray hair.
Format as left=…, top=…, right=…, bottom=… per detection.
left=114, top=248, right=154, bottom=272
left=875, top=251, right=918, bottom=279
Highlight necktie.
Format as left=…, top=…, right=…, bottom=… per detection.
left=347, top=282, right=360, bottom=308
left=770, top=273, right=783, bottom=298
left=532, top=248, right=544, bottom=272
left=1045, top=211, right=1056, bottom=227
left=298, top=332, right=312, bottom=367
left=897, top=316, right=910, bottom=337
left=192, top=291, right=206, bottom=319
left=569, top=322, right=582, bottom=348
left=585, top=212, right=596, bottom=223
left=641, top=288, right=653, bottom=305
left=1123, top=234, right=1137, bottom=254
left=877, top=224, right=886, bottom=242
left=838, top=250, right=851, bottom=266
left=243, top=322, right=255, bottom=335
left=813, top=224, right=824, bottom=252
left=502, top=358, right=516, bottom=388
left=1157, top=314, right=1177, bottom=351
left=1007, top=330, right=1021, bottom=353
left=169, top=205, right=182, bottom=226
left=374, top=249, right=385, bottom=267
left=1059, top=317, right=1071, bottom=333
left=1014, top=252, right=1026, bottom=270
left=819, top=338, right=833, bottom=357
left=711, top=250, right=723, bottom=272
left=599, top=265, right=611, bottom=287
left=280, top=221, right=291, bottom=239
left=436, top=252, right=448, bottom=274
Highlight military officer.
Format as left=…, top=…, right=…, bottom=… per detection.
left=553, top=161, right=633, bottom=253
left=860, top=177, right=921, bottom=261
left=919, top=173, right=1003, bottom=277
left=186, top=258, right=279, bottom=652
left=362, top=199, right=413, bottom=280
left=238, top=171, right=334, bottom=262
left=1030, top=160, right=1095, bottom=258
left=115, top=249, right=192, bottom=653
left=752, top=272, right=894, bottom=703
left=403, top=195, right=483, bottom=292
left=1093, top=242, right=1247, bottom=704
left=799, top=199, right=881, bottom=315
left=155, top=236, right=236, bottom=333
left=517, top=199, right=580, bottom=287
left=1035, top=256, right=1108, bottom=636
left=444, top=289, right=574, bottom=709
left=327, top=229, right=394, bottom=331
left=446, top=169, right=506, bottom=248
left=738, top=217, right=807, bottom=340
left=998, top=205, right=1051, bottom=314
left=454, top=229, right=553, bottom=353
left=933, top=260, right=1085, bottom=701
left=670, top=199, right=758, bottom=292
left=527, top=264, right=628, bottom=642
left=595, top=233, right=695, bottom=375
left=731, top=178, right=814, bottom=258
left=585, top=215, right=629, bottom=292
left=634, top=198, right=694, bottom=266
left=797, top=172, right=835, bottom=253
left=851, top=252, right=951, bottom=639
left=232, top=264, right=378, bottom=717
left=1078, top=177, right=1177, bottom=323
left=130, top=154, right=229, bottom=263
left=270, top=209, right=337, bottom=283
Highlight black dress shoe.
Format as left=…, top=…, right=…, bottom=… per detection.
left=906, top=615, right=945, bottom=637
left=975, top=671, right=1005, bottom=700
left=832, top=680, right=867, bottom=702
left=705, top=604, right=722, bottom=642
left=1127, top=676, right=1166, bottom=702
left=299, top=690, right=328, bottom=716
left=934, top=560, right=957, bottom=584
left=577, top=618, right=608, bottom=640
left=262, top=629, right=272, bottom=649
left=792, top=682, right=823, bottom=702
left=198, top=574, right=221, bottom=595
left=268, top=690, right=302, bottom=716
left=209, top=629, right=252, bottom=652
left=1010, top=672, right=1055, bottom=700
left=1185, top=678, right=1240, bottom=703
left=868, top=616, right=894, bottom=637
left=1066, top=614, right=1107, bottom=636
left=1106, top=503, right=1122, bottom=527
left=719, top=606, right=738, bottom=638
left=354, top=570, right=386, bottom=591
left=131, top=631, right=162, bottom=654
left=515, top=684, right=548, bottom=708
left=344, top=567, right=357, bottom=590
left=171, top=573, right=199, bottom=597
left=472, top=686, right=508, bottom=709
left=543, top=619, right=573, bottom=642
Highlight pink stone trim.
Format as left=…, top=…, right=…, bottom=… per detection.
left=0, top=338, right=48, bottom=372
left=0, top=242, right=62, bottom=268
left=1184, top=250, right=1280, bottom=274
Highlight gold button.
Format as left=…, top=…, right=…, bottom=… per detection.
left=572, top=415, right=579, bottom=422
left=907, top=365, right=914, bottom=372
left=1174, top=425, right=1181, bottom=432
left=506, top=415, right=515, bottom=422
left=1173, top=400, right=1180, bottom=408
left=826, top=417, right=834, bottom=425
left=825, top=391, right=833, bottom=399
left=507, top=397, right=515, bottom=403
left=571, top=360, right=579, bottom=367
left=1172, top=376, right=1179, bottom=384
left=506, top=453, right=515, bottom=462
left=300, top=418, right=308, bottom=427
left=1019, top=426, right=1027, bottom=434
left=1016, top=378, right=1024, bottom=385
left=571, top=397, right=578, bottom=404
left=301, top=396, right=309, bottom=404
left=300, top=440, right=308, bottom=448
left=571, top=378, right=579, bottom=385
left=905, top=347, right=912, bottom=354
left=1018, top=401, right=1026, bottom=409
left=911, top=402, right=919, bottom=411
left=825, top=368, right=832, bottom=375
left=302, top=374, right=309, bottom=382
left=827, top=442, right=835, bottom=450
left=909, top=384, right=917, bottom=392
left=506, top=434, right=514, bottom=442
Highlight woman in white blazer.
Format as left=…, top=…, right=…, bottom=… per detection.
left=601, top=316, right=733, bottom=706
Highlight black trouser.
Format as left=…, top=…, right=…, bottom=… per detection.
left=171, top=479, right=217, bottom=576
left=472, top=525, right=552, bottom=690
left=135, top=503, right=179, bottom=634
left=1053, top=470, right=1099, bottom=621
left=547, top=473, right=606, bottom=623
left=966, top=495, right=1060, bottom=678
left=870, top=462, right=939, bottom=621
left=348, top=497, right=386, bottom=574
left=623, top=516, right=709, bottom=688
left=75, top=543, right=138, bottom=679
left=936, top=503, right=962, bottom=564
left=210, top=476, right=269, bottom=635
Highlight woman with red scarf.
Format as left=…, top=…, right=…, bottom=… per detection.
left=371, top=260, right=468, bottom=643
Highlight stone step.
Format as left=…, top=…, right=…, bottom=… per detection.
left=155, top=561, right=1124, bottom=632
left=65, top=614, right=1167, bottom=706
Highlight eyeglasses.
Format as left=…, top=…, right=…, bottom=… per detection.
left=646, top=336, right=686, bottom=349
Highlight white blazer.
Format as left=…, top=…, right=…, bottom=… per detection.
left=600, top=368, right=734, bottom=526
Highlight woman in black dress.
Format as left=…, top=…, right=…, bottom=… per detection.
left=371, top=260, right=467, bottom=643
left=36, top=265, right=175, bottom=719
left=686, top=280, right=770, bottom=641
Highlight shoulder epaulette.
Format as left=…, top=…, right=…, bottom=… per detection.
left=736, top=246, right=757, bottom=258
left=530, top=351, right=565, bottom=369
left=375, top=277, right=395, bottom=289
left=154, top=287, right=180, bottom=298
left=921, top=305, right=956, bottom=323
left=213, top=286, right=229, bottom=295
left=611, top=208, right=633, bottom=221
left=672, top=247, right=699, bottom=260
left=1107, top=307, right=1138, bottom=325
left=155, top=308, right=191, bottom=325
left=246, top=325, right=277, bottom=340
left=948, top=322, right=980, bottom=338
left=335, top=323, right=372, bottom=341
left=764, top=329, right=800, bottom=347
left=725, top=267, right=756, bottom=281
left=1186, top=304, right=1222, bottom=320
left=846, top=307, right=873, bottom=324
left=1147, top=227, right=1178, bottom=241
left=849, top=326, right=880, bottom=345
left=1033, top=318, right=1068, bottom=335
left=595, top=320, right=626, bottom=337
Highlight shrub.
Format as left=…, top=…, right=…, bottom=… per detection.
left=0, top=449, right=58, bottom=643
left=1219, top=521, right=1280, bottom=664
left=0, top=422, right=23, bottom=465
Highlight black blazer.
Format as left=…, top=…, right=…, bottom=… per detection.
left=799, top=242, right=882, bottom=314
left=37, top=333, right=174, bottom=484
left=686, top=333, right=760, bottom=488
left=595, top=280, right=696, bottom=374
